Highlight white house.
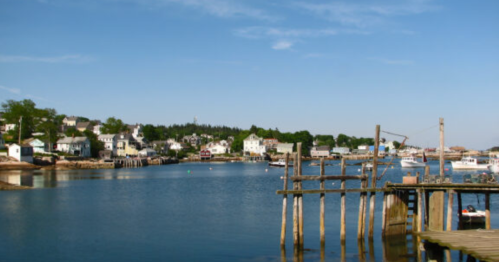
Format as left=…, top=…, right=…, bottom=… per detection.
left=8, top=144, right=34, bottom=163
left=168, top=140, right=183, bottom=151
left=277, top=143, right=293, bottom=154
left=63, top=116, right=79, bottom=127
left=56, top=136, right=91, bottom=157
left=332, top=147, right=350, bottom=155
left=27, top=138, right=46, bottom=153
left=98, top=134, right=117, bottom=156
left=243, top=134, right=266, bottom=156
left=128, top=124, right=143, bottom=139
left=310, top=146, right=330, bottom=158
left=138, top=148, right=157, bottom=157
left=206, top=142, right=230, bottom=155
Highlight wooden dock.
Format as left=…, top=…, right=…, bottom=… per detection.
left=419, top=229, right=499, bottom=262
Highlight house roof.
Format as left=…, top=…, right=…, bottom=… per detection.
left=57, top=136, right=89, bottom=144
left=76, top=121, right=93, bottom=129
left=98, top=134, right=116, bottom=139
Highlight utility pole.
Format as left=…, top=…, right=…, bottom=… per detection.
left=18, top=116, right=22, bottom=145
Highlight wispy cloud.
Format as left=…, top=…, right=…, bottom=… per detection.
left=369, top=57, right=414, bottom=65
left=0, top=85, right=21, bottom=95
left=272, top=40, right=294, bottom=51
left=168, top=0, right=277, bottom=21
left=294, top=0, right=440, bottom=28
left=234, top=26, right=367, bottom=50
left=0, top=54, right=94, bottom=63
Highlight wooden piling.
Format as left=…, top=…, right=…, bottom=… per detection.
left=446, top=190, right=453, bottom=231
left=297, top=143, right=304, bottom=249
left=357, top=163, right=367, bottom=240
left=293, top=152, right=300, bottom=248
left=368, top=125, right=380, bottom=239
left=280, top=152, right=290, bottom=247
left=485, top=193, right=491, bottom=229
left=340, top=158, right=347, bottom=242
left=457, top=192, right=463, bottom=230
left=320, top=157, right=325, bottom=246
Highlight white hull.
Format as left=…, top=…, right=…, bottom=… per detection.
left=401, top=161, right=426, bottom=168
left=451, top=162, right=489, bottom=170
left=400, top=156, right=427, bottom=168
left=451, top=156, right=489, bottom=170
left=459, top=211, right=486, bottom=224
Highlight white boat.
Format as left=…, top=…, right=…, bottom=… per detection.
left=400, top=153, right=427, bottom=168
left=451, top=156, right=489, bottom=170
left=458, top=205, right=485, bottom=224
left=269, top=159, right=292, bottom=167
left=487, top=154, right=499, bottom=174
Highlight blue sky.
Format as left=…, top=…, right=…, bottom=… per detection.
left=1, top=0, right=498, bottom=150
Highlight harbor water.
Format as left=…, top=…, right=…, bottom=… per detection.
left=1, top=159, right=498, bottom=261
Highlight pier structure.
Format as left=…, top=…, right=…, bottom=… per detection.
left=277, top=122, right=499, bottom=261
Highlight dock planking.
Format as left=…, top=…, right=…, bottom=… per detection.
left=418, top=229, right=499, bottom=261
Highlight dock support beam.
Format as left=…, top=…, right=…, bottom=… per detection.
left=368, top=125, right=380, bottom=239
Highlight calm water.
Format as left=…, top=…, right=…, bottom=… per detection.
left=1, top=159, right=497, bottom=262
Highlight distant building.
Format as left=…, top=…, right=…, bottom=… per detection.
left=200, top=149, right=212, bottom=160
left=332, top=147, right=350, bottom=155
left=138, top=148, right=157, bottom=157
left=310, top=146, right=330, bottom=158
left=8, top=144, right=33, bottom=163
left=263, top=138, right=279, bottom=150
left=56, top=136, right=91, bottom=157
left=243, top=134, right=266, bottom=156
left=98, top=134, right=117, bottom=156
left=277, top=143, right=294, bottom=154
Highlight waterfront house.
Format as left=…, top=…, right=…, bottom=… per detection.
left=116, top=133, right=140, bottom=157
left=138, top=148, right=157, bottom=157
left=243, top=134, right=266, bottom=156
left=98, top=134, right=117, bottom=156
left=25, top=138, right=46, bottom=153
left=8, top=143, right=34, bottom=163
left=206, top=141, right=230, bottom=155
left=56, top=136, right=91, bottom=157
left=167, top=139, right=183, bottom=151
left=277, top=143, right=294, bottom=154
left=92, top=123, right=102, bottom=136
left=200, top=149, right=212, bottom=160
left=332, top=147, right=350, bottom=155
left=263, top=138, right=279, bottom=150
left=310, top=146, right=330, bottom=158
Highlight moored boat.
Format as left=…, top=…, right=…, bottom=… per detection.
left=269, top=159, right=292, bottom=167
left=451, top=156, right=489, bottom=170
left=401, top=153, right=427, bottom=168
left=458, top=205, right=485, bottom=224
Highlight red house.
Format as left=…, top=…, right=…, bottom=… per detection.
left=200, top=149, right=212, bottom=160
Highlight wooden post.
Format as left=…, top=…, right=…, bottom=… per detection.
left=320, top=157, right=325, bottom=246
left=280, top=152, right=290, bottom=247
left=429, top=191, right=445, bottom=231
left=357, top=163, right=366, bottom=240
left=446, top=190, right=454, bottom=231
left=417, top=189, right=423, bottom=233
left=293, top=153, right=300, bottom=248
left=381, top=191, right=388, bottom=237
left=485, top=193, right=491, bottom=230
left=457, top=191, right=463, bottom=230
left=439, top=118, right=445, bottom=177
left=368, top=125, right=380, bottom=239
left=297, top=143, right=304, bottom=249
left=340, top=157, right=346, bottom=242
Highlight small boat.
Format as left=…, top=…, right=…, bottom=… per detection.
left=451, top=156, right=489, bottom=170
left=459, top=205, right=485, bottom=224
left=401, top=153, right=427, bottom=168
left=269, top=159, right=292, bottom=167
left=487, top=154, right=499, bottom=174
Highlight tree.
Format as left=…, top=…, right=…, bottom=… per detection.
left=336, top=133, right=351, bottom=148
left=101, top=117, right=128, bottom=134
left=142, top=124, right=160, bottom=141
left=1, top=99, right=37, bottom=142
left=315, top=135, right=336, bottom=148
